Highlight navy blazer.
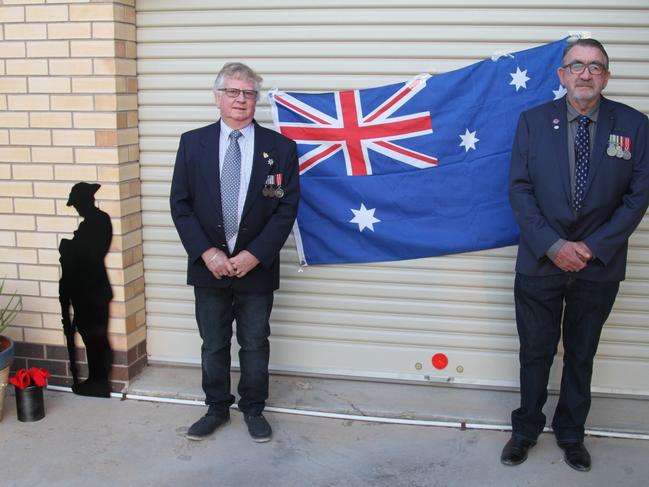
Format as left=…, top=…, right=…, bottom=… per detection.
left=509, top=97, right=649, bottom=282
left=170, top=121, right=299, bottom=291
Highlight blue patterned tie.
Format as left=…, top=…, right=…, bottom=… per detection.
left=221, top=129, right=242, bottom=242
left=573, top=115, right=590, bottom=211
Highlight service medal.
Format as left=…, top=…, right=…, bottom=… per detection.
left=274, top=173, right=284, bottom=198
left=622, top=136, right=632, bottom=160
left=606, top=134, right=617, bottom=156
left=263, top=175, right=275, bottom=197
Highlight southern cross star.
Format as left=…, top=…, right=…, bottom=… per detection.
left=510, top=67, right=530, bottom=91
left=553, top=85, right=567, bottom=100
left=459, top=129, right=480, bottom=152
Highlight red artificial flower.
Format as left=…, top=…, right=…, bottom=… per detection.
left=9, top=369, right=30, bottom=390
left=28, top=367, right=50, bottom=387
left=8, top=367, right=50, bottom=390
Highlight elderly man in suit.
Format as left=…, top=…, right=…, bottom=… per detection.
left=502, top=38, right=649, bottom=471
left=170, top=62, right=299, bottom=442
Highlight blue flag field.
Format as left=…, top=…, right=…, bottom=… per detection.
left=269, top=38, right=569, bottom=265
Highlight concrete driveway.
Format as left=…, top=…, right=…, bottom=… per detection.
left=1, top=387, right=647, bottom=487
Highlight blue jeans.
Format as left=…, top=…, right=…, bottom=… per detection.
left=194, top=286, right=273, bottom=416
left=511, top=273, right=619, bottom=443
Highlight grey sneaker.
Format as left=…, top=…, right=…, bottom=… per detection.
left=186, top=412, right=230, bottom=441
left=243, top=414, right=272, bottom=442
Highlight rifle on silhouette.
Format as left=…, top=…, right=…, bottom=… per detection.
left=59, top=239, right=79, bottom=387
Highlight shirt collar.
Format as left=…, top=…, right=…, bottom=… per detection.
left=566, top=98, right=600, bottom=123
left=220, top=120, right=254, bottom=139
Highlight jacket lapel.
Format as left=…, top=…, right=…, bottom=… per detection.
left=199, top=122, right=222, bottom=218
left=583, top=97, right=614, bottom=198
left=552, top=99, right=572, bottom=205
left=241, top=122, right=273, bottom=221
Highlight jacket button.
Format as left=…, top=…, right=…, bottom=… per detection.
left=220, top=244, right=226, bottom=248
left=217, top=224, right=222, bottom=228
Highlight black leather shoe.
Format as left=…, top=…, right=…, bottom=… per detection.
left=186, top=411, right=230, bottom=441
left=500, top=436, right=536, bottom=466
left=244, top=414, right=272, bottom=442
left=558, top=441, right=591, bottom=472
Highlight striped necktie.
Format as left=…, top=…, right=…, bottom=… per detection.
left=221, top=129, right=242, bottom=241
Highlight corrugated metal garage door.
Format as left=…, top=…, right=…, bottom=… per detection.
left=136, top=0, right=649, bottom=394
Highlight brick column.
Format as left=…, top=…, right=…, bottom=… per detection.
left=0, top=0, right=146, bottom=391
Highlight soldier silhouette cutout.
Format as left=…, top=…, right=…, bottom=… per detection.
left=59, top=182, right=113, bottom=398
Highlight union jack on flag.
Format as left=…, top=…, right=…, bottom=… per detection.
left=270, top=74, right=437, bottom=176
left=269, top=38, right=570, bottom=265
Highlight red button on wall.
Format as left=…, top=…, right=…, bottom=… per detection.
left=432, top=353, right=448, bottom=370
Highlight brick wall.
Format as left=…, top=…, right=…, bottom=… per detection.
left=0, top=0, right=146, bottom=391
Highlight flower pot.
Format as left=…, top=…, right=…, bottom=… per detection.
left=15, top=385, right=45, bottom=422
left=0, top=364, right=9, bottom=421
left=0, top=335, right=14, bottom=370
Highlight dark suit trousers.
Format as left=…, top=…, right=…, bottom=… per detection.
left=194, top=286, right=273, bottom=416
left=511, top=273, right=619, bottom=443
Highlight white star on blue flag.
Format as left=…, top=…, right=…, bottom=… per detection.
left=350, top=203, right=380, bottom=232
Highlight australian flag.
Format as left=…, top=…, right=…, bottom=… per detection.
left=269, top=38, right=569, bottom=265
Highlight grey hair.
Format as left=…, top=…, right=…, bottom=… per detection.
left=213, top=62, right=263, bottom=97
left=563, top=38, right=610, bottom=70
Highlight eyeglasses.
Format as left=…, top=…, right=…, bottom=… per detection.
left=218, top=88, right=258, bottom=100
left=562, top=62, right=608, bottom=75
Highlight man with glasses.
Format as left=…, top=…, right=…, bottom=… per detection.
left=170, top=63, right=299, bottom=442
left=502, top=38, right=649, bottom=471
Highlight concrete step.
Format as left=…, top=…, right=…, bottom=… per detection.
left=126, top=364, right=649, bottom=436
